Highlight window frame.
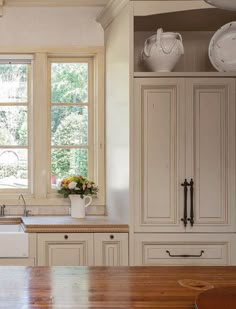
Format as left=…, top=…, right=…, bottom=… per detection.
left=48, top=57, right=94, bottom=193
left=0, top=59, right=32, bottom=194
left=0, top=47, right=105, bottom=207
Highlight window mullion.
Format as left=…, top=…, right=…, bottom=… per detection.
left=33, top=52, right=48, bottom=199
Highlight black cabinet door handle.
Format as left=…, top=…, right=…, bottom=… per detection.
left=181, top=179, right=189, bottom=227
left=188, top=179, right=194, bottom=227
left=166, top=250, right=204, bottom=258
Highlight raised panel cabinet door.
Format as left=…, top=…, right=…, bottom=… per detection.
left=94, top=233, right=129, bottom=266
left=133, top=78, right=185, bottom=232
left=185, top=78, right=235, bottom=232
left=37, top=233, right=94, bottom=266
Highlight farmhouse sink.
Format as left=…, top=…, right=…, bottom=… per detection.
left=0, top=224, right=28, bottom=257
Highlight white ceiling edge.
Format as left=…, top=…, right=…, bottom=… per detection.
left=4, top=0, right=109, bottom=7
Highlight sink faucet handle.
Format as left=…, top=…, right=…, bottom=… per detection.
left=0, top=204, right=5, bottom=217
left=24, top=209, right=31, bottom=217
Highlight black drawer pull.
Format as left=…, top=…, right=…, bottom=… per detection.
left=110, top=235, right=114, bottom=239
left=64, top=235, right=68, bottom=240
left=166, top=250, right=204, bottom=258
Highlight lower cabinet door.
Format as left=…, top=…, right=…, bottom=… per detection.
left=133, top=234, right=236, bottom=266
left=94, top=233, right=129, bottom=266
left=37, top=233, right=93, bottom=266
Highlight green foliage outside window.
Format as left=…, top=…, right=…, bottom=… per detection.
left=50, top=62, right=89, bottom=185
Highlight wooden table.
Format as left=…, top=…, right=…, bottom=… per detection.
left=0, top=266, right=236, bottom=308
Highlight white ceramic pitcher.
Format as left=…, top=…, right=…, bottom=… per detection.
left=142, top=28, right=184, bottom=72
left=69, top=195, right=92, bottom=218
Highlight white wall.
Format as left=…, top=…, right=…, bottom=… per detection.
left=0, top=6, right=104, bottom=46
left=105, top=5, right=130, bottom=222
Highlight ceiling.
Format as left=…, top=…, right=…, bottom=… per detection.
left=4, top=0, right=110, bottom=7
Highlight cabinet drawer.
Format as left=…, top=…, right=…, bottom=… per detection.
left=134, top=234, right=230, bottom=266
left=142, top=243, right=227, bottom=265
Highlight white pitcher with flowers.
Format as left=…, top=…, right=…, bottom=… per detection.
left=57, top=175, right=98, bottom=218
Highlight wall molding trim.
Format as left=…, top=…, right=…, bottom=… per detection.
left=96, top=0, right=129, bottom=29
left=5, top=0, right=108, bottom=7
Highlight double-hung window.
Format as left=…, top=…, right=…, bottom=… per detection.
left=0, top=50, right=104, bottom=206
left=0, top=56, right=32, bottom=192
left=49, top=58, right=93, bottom=188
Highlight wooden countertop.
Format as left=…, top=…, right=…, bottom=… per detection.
left=0, top=266, right=236, bottom=308
left=21, top=216, right=129, bottom=233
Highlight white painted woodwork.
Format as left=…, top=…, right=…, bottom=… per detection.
left=96, top=0, right=129, bottom=29
left=0, top=47, right=105, bottom=210
left=134, top=233, right=236, bottom=266
left=134, top=77, right=235, bottom=233
left=37, top=233, right=94, bottom=266
left=186, top=78, right=235, bottom=232
left=94, top=233, right=129, bottom=266
left=133, top=6, right=236, bottom=73
left=133, top=78, right=185, bottom=233
left=99, top=0, right=236, bottom=265
left=133, top=1, right=212, bottom=16
left=134, top=72, right=236, bottom=78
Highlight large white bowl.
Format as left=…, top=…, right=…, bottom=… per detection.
left=205, top=0, right=236, bottom=11
left=209, top=22, right=236, bottom=72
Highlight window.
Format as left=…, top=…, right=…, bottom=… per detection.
left=0, top=49, right=104, bottom=206
left=0, top=57, right=32, bottom=191
left=49, top=59, right=93, bottom=188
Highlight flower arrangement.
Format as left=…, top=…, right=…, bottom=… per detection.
left=57, top=175, right=98, bottom=198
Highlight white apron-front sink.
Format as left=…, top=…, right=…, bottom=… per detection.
left=0, top=224, right=28, bottom=257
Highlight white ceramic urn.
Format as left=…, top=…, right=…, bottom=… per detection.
left=69, top=195, right=92, bottom=218
left=142, top=28, right=184, bottom=72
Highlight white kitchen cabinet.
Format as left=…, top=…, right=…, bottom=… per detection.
left=98, top=0, right=236, bottom=266
left=94, top=233, right=129, bottom=266
left=37, top=233, right=94, bottom=266
left=37, top=232, right=129, bottom=266
left=133, top=77, right=235, bottom=233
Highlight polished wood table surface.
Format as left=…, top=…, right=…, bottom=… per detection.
left=0, top=266, right=236, bottom=308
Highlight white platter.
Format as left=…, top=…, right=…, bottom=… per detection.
left=204, top=0, right=236, bottom=11
left=209, top=22, right=236, bottom=72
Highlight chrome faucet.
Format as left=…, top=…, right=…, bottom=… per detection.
left=0, top=204, right=5, bottom=217
left=18, top=194, right=31, bottom=217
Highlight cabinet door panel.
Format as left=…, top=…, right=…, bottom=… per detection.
left=94, top=233, right=128, bottom=266
left=37, top=233, right=93, bottom=266
left=133, top=78, right=185, bottom=232
left=48, top=243, right=87, bottom=266
left=186, top=78, right=235, bottom=231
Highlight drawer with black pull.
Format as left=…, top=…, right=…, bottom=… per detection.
left=134, top=234, right=231, bottom=266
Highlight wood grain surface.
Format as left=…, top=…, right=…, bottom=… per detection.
left=21, top=216, right=129, bottom=233
left=195, top=286, right=236, bottom=309
left=0, top=266, right=236, bottom=308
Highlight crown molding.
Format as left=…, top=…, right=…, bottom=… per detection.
left=5, top=0, right=108, bottom=7
left=96, top=0, right=129, bottom=29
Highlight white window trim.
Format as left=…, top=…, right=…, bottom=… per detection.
left=0, top=47, right=105, bottom=206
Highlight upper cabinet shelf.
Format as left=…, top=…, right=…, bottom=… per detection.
left=133, top=7, right=236, bottom=73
